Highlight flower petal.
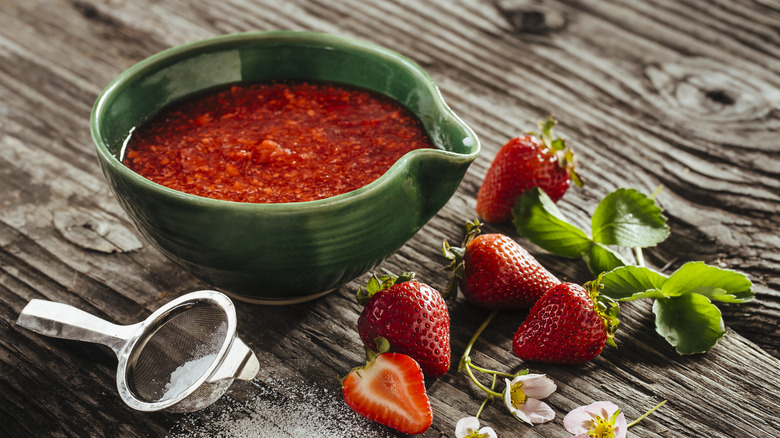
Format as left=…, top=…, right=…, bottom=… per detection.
left=583, top=401, right=621, bottom=420
left=455, top=416, right=480, bottom=437
left=478, top=426, right=498, bottom=438
left=509, top=404, right=532, bottom=424
left=614, top=411, right=628, bottom=438
left=563, top=404, right=594, bottom=434
left=565, top=401, right=626, bottom=436
left=503, top=378, right=515, bottom=409
left=519, top=375, right=557, bottom=400
left=511, top=373, right=546, bottom=385
left=519, top=398, right=556, bottom=425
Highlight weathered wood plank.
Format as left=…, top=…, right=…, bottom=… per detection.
left=1, top=0, right=778, bottom=437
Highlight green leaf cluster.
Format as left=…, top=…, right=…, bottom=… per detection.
left=601, top=263, right=753, bottom=354
left=512, top=187, right=669, bottom=274
left=356, top=272, right=415, bottom=305
left=511, top=187, right=754, bottom=355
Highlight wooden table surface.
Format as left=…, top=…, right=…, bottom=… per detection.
left=2, top=1, right=778, bottom=437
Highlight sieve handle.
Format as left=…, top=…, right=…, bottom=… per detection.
left=207, top=336, right=260, bottom=383
left=16, top=299, right=138, bottom=356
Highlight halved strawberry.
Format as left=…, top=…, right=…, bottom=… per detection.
left=341, top=345, right=433, bottom=435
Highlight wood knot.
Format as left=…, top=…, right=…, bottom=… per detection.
left=496, top=0, right=566, bottom=34
left=53, top=207, right=143, bottom=254
left=643, top=57, right=776, bottom=148
left=645, top=58, right=772, bottom=124
left=705, top=89, right=736, bottom=106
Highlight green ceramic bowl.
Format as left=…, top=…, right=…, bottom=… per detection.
left=91, top=31, right=479, bottom=304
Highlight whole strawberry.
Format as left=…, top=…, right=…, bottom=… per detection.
left=356, top=273, right=451, bottom=378
left=443, top=220, right=560, bottom=310
left=476, top=116, right=582, bottom=223
left=512, top=278, right=619, bottom=364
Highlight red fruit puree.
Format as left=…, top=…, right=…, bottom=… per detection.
left=122, top=81, right=433, bottom=203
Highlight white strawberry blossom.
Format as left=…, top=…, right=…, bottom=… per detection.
left=503, top=374, right=556, bottom=425
left=455, top=416, right=498, bottom=438
left=563, top=401, right=627, bottom=438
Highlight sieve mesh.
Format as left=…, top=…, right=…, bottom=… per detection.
left=126, top=301, right=229, bottom=403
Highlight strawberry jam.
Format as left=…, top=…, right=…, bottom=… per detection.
left=122, top=81, right=433, bottom=203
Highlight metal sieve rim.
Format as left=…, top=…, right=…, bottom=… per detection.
left=114, top=290, right=237, bottom=412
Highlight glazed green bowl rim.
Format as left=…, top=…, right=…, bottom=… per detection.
left=90, top=30, right=480, bottom=212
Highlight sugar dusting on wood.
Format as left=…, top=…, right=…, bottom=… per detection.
left=169, top=376, right=397, bottom=438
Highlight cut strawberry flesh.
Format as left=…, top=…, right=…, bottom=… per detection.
left=342, top=352, right=433, bottom=435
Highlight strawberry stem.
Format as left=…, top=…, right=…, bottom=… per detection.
left=633, top=185, right=662, bottom=269
left=634, top=247, right=646, bottom=267
left=475, top=374, right=498, bottom=419
left=462, top=357, right=503, bottom=398
left=442, top=219, right=482, bottom=301
left=459, top=310, right=497, bottom=370
left=528, top=116, right=583, bottom=187
left=460, top=310, right=529, bottom=407
left=339, top=337, right=392, bottom=383
left=650, top=185, right=664, bottom=201
left=627, top=400, right=667, bottom=428
left=466, top=362, right=516, bottom=379
left=584, top=275, right=621, bottom=346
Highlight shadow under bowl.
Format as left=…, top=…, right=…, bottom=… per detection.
left=91, top=31, right=480, bottom=304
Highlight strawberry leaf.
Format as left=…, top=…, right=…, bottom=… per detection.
left=583, top=242, right=629, bottom=276
left=602, top=263, right=751, bottom=354
left=600, top=266, right=667, bottom=301
left=510, top=185, right=752, bottom=356
left=512, top=188, right=591, bottom=258
left=653, top=294, right=726, bottom=355
left=591, top=188, right=669, bottom=248
left=662, top=261, right=753, bottom=303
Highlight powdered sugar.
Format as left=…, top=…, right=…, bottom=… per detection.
left=162, top=353, right=218, bottom=400
left=169, top=375, right=397, bottom=438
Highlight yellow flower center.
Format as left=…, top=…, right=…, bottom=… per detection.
left=509, top=383, right=527, bottom=408
left=588, top=415, right=615, bottom=438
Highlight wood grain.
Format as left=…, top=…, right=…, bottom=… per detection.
left=1, top=0, right=778, bottom=437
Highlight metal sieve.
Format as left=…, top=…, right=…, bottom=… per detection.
left=15, top=290, right=259, bottom=412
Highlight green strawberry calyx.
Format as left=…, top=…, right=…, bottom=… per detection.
left=529, top=116, right=583, bottom=187
left=584, top=273, right=621, bottom=347
left=363, top=337, right=391, bottom=363
left=441, top=219, right=482, bottom=301
left=356, top=272, right=415, bottom=306
left=339, top=337, right=391, bottom=383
